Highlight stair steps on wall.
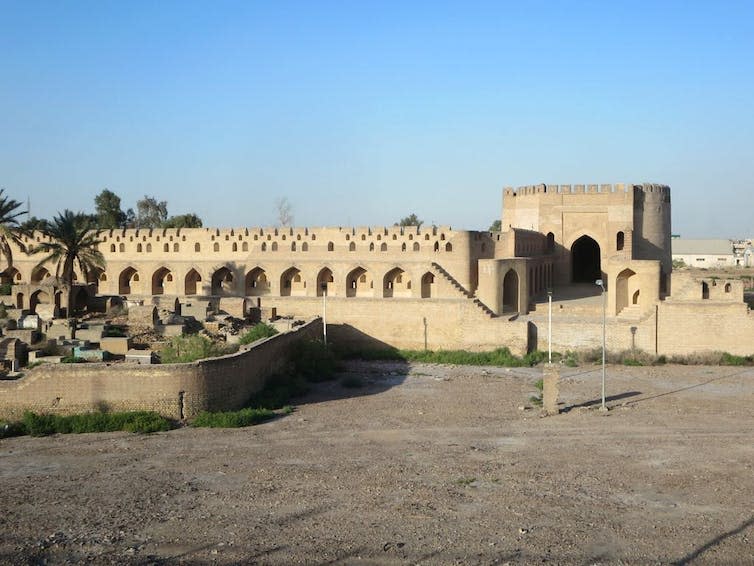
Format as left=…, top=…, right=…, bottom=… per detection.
left=430, top=262, right=496, bottom=318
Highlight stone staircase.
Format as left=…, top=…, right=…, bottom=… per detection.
left=430, top=262, right=496, bottom=318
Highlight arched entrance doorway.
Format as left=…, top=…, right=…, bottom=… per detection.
left=316, top=268, right=334, bottom=297
left=616, top=268, right=636, bottom=314
left=571, top=236, right=601, bottom=283
left=119, top=267, right=139, bottom=295
left=502, top=269, right=519, bottom=313
left=280, top=268, right=305, bottom=296
left=185, top=269, right=202, bottom=295
left=246, top=268, right=270, bottom=296
left=211, top=267, right=234, bottom=296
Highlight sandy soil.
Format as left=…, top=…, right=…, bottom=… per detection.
left=1, top=361, right=753, bottom=565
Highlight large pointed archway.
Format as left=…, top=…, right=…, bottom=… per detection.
left=571, top=236, right=601, bottom=283
left=502, top=269, right=519, bottom=313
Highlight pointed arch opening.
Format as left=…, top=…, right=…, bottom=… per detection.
left=317, top=267, right=334, bottom=297
left=185, top=269, right=202, bottom=295
left=383, top=268, right=411, bottom=298
left=571, top=235, right=601, bottom=283
left=502, top=269, right=519, bottom=313
left=211, top=267, right=234, bottom=296
left=119, top=267, right=139, bottom=295
left=152, top=267, right=174, bottom=295
left=616, top=268, right=636, bottom=314
left=31, top=267, right=51, bottom=283
left=280, top=267, right=305, bottom=296
left=346, top=267, right=372, bottom=298
left=245, top=268, right=269, bottom=296
left=421, top=272, right=435, bottom=298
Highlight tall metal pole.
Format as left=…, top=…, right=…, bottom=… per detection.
left=547, top=290, right=552, bottom=364
left=601, top=282, right=606, bottom=410
left=322, top=285, right=327, bottom=346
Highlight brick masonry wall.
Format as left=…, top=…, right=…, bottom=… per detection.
left=0, top=320, right=321, bottom=421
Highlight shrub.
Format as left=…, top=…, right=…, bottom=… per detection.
left=0, top=420, right=27, bottom=438
left=720, top=352, right=754, bottom=366
left=61, top=356, right=87, bottom=363
left=292, top=340, right=337, bottom=382
left=0, top=303, right=7, bottom=318
left=21, top=411, right=173, bottom=436
left=239, top=323, right=279, bottom=345
left=523, top=350, right=547, bottom=367
left=192, top=407, right=275, bottom=428
left=159, top=334, right=235, bottom=363
left=533, top=378, right=543, bottom=391
left=104, top=325, right=127, bottom=338
left=0, top=283, right=12, bottom=296
left=247, top=374, right=309, bottom=409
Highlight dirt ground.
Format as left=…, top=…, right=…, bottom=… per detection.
left=1, top=361, right=753, bottom=565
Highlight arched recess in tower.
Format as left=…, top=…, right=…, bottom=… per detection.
left=571, top=236, right=601, bottom=283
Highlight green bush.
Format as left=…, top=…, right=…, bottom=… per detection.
left=720, top=352, right=754, bottom=366
left=523, top=350, right=547, bottom=367
left=247, top=374, right=309, bottom=409
left=292, top=340, right=337, bottom=382
left=239, top=323, right=279, bottom=345
left=192, top=407, right=275, bottom=428
left=61, top=356, right=87, bottom=363
left=0, top=303, right=7, bottom=318
left=21, top=411, right=173, bottom=436
left=0, top=420, right=27, bottom=438
left=103, top=325, right=127, bottom=338
left=159, top=334, right=236, bottom=363
left=0, top=283, right=12, bottom=296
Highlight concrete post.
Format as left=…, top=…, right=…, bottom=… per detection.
left=542, top=363, right=560, bottom=416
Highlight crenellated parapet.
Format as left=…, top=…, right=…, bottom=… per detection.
left=503, top=183, right=670, bottom=197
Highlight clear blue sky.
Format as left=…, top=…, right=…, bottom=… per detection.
left=1, top=1, right=752, bottom=237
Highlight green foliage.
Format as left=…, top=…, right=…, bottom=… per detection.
left=291, top=340, right=337, bottom=381
left=192, top=407, right=275, bottom=428
left=534, top=378, right=544, bottom=391
left=94, top=189, right=126, bottom=229
left=0, top=420, right=27, bottom=438
left=26, top=361, right=45, bottom=370
left=623, top=358, right=644, bottom=366
left=21, top=410, right=173, bottom=436
left=103, top=325, right=127, bottom=337
left=135, top=195, right=168, bottom=228
left=672, top=258, right=687, bottom=269
left=720, top=352, right=754, bottom=366
left=162, top=213, right=203, bottom=228
left=159, top=334, right=235, bottom=363
left=0, top=283, right=11, bottom=296
left=340, top=375, right=364, bottom=388
left=0, top=303, right=6, bottom=318
left=61, top=356, right=87, bottom=363
left=523, top=350, right=547, bottom=367
left=489, top=219, right=502, bottom=232
left=344, top=347, right=548, bottom=368
left=247, top=374, right=309, bottom=410
left=396, top=213, right=423, bottom=227
left=238, top=323, right=279, bottom=345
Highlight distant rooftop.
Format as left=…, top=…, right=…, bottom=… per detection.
left=672, top=239, right=733, bottom=255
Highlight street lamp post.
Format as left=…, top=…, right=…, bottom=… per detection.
left=321, top=282, right=328, bottom=346
left=596, top=279, right=607, bottom=411
left=547, top=289, right=553, bottom=364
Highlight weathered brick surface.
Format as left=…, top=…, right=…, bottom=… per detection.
left=0, top=320, right=321, bottom=420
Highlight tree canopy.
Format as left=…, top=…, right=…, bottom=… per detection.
left=489, top=220, right=502, bottom=231
left=0, top=188, right=28, bottom=270
left=136, top=195, right=168, bottom=228
left=31, top=210, right=105, bottom=316
left=94, top=189, right=126, bottom=229
left=163, top=213, right=203, bottom=229
left=396, top=213, right=423, bottom=227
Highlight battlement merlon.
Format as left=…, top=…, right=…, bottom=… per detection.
left=503, top=183, right=670, bottom=197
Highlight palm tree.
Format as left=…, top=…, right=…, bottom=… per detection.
left=0, top=188, right=28, bottom=271
left=32, top=210, right=105, bottom=318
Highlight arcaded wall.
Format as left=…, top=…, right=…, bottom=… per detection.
left=0, top=320, right=321, bottom=421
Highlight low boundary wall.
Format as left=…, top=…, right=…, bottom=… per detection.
left=0, top=319, right=322, bottom=421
